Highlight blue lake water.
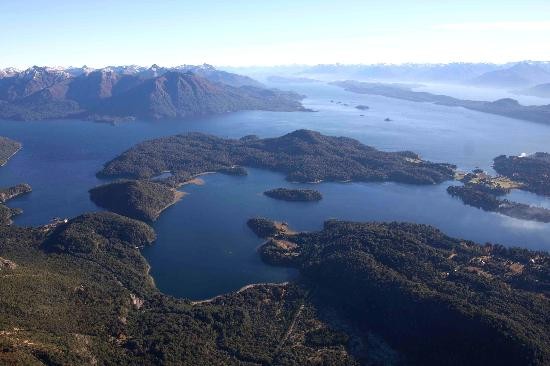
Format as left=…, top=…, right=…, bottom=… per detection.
left=1, top=82, right=550, bottom=299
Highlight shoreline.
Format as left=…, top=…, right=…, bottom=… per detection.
left=0, top=146, right=21, bottom=167
left=190, top=282, right=290, bottom=305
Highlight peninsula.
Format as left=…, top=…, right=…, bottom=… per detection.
left=0, top=136, right=21, bottom=166
left=493, top=152, right=550, bottom=196
left=332, top=80, right=550, bottom=125
left=89, top=180, right=183, bottom=221
left=448, top=169, right=550, bottom=223
left=248, top=217, right=550, bottom=365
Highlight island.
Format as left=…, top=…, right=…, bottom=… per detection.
left=0, top=136, right=21, bottom=166
left=89, top=180, right=183, bottom=221
left=448, top=169, right=550, bottom=222
left=98, top=129, right=456, bottom=185
left=493, top=152, right=550, bottom=196
left=264, top=188, right=322, bottom=201
left=248, top=217, right=550, bottom=365
left=332, top=80, right=550, bottom=126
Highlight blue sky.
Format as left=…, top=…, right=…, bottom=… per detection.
left=2, top=0, right=550, bottom=68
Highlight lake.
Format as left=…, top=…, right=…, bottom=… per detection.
left=1, top=82, right=550, bottom=299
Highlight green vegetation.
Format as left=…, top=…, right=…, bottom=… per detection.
left=249, top=218, right=550, bottom=365
left=0, top=183, right=32, bottom=203
left=449, top=168, right=550, bottom=222
left=217, top=166, right=248, bottom=176
left=448, top=184, right=550, bottom=222
left=0, top=205, right=22, bottom=225
left=494, top=153, right=550, bottom=196
left=0, top=136, right=21, bottom=166
left=0, top=212, right=356, bottom=364
left=264, top=188, right=322, bottom=202
left=98, top=129, right=455, bottom=185
left=89, top=180, right=181, bottom=222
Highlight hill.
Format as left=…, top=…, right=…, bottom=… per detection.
left=0, top=212, right=356, bottom=364
left=98, top=130, right=455, bottom=185
left=471, top=62, right=550, bottom=88
left=249, top=218, right=550, bottom=366
left=89, top=180, right=183, bottom=221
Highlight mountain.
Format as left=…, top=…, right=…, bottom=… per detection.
left=518, top=82, right=550, bottom=98
left=175, top=64, right=263, bottom=88
left=0, top=66, right=71, bottom=101
left=66, top=69, right=143, bottom=107
left=471, top=62, right=550, bottom=88
left=300, top=63, right=501, bottom=83
left=94, top=71, right=304, bottom=120
left=0, top=65, right=305, bottom=121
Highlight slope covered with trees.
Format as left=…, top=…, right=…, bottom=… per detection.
left=98, top=129, right=455, bottom=185
left=249, top=218, right=550, bottom=366
left=89, top=180, right=181, bottom=221
left=0, top=212, right=357, bottom=365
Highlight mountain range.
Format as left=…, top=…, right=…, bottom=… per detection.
left=292, top=61, right=550, bottom=88
left=0, top=64, right=305, bottom=121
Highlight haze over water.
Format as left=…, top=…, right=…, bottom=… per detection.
left=1, top=82, right=550, bottom=299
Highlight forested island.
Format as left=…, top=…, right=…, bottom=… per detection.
left=99, top=129, right=455, bottom=185
left=248, top=217, right=550, bottom=365
left=494, top=153, right=550, bottom=196
left=332, top=80, right=550, bottom=125
left=0, top=136, right=21, bottom=166
left=264, top=188, right=323, bottom=201
left=89, top=180, right=183, bottom=222
left=0, top=212, right=358, bottom=365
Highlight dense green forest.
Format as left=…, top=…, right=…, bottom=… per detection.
left=264, top=188, right=322, bottom=202
left=249, top=218, right=550, bottom=366
left=89, top=180, right=181, bottom=222
left=99, top=129, right=456, bottom=185
left=0, top=212, right=357, bottom=365
left=447, top=184, right=550, bottom=222
left=494, top=153, right=550, bottom=196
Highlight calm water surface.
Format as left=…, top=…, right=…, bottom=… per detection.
left=1, top=82, right=550, bottom=299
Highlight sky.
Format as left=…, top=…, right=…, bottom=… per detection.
left=2, top=0, right=550, bottom=68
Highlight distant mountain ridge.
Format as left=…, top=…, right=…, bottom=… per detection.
left=471, top=62, right=550, bottom=88
left=0, top=64, right=304, bottom=121
left=295, top=61, right=550, bottom=87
